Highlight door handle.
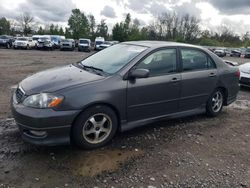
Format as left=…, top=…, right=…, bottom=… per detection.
left=209, top=73, right=216, bottom=77
left=171, top=77, right=180, bottom=82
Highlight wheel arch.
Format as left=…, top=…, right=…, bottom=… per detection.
left=70, top=102, right=121, bottom=136
left=216, top=86, right=228, bottom=105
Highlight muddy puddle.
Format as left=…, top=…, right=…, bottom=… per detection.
left=71, top=149, right=144, bottom=177
left=0, top=148, right=144, bottom=186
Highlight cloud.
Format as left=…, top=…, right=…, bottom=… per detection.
left=173, top=2, right=201, bottom=18
left=208, top=0, right=250, bottom=15
left=148, top=2, right=168, bottom=16
left=18, top=0, right=76, bottom=22
left=100, top=5, right=117, bottom=18
left=0, top=0, right=76, bottom=22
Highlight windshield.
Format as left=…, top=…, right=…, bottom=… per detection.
left=32, top=37, right=39, bottom=41
left=51, top=37, right=58, bottom=42
left=103, top=42, right=111, bottom=45
left=80, top=44, right=148, bottom=74
left=39, top=37, right=50, bottom=41
left=96, top=41, right=103, bottom=45
left=0, top=36, right=8, bottom=39
left=17, top=37, right=28, bottom=41
left=80, top=40, right=89, bottom=44
left=246, top=48, right=250, bottom=52
left=62, top=39, right=71, bottom=42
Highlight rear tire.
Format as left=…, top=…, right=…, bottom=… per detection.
left=72, top=105, right=118, bottom=149
left=206, top=89, right=224, bottom=117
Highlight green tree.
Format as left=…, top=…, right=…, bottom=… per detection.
left=88, top=14, right=96, bottom=40
left=96, top=19, right=108, bottom=39
left=112, top=22, right=125, bottom=41
left=37, top=26, right=45, bottom=35
left=0, top=17, right=10, bottom=35
left=68, top=9, right=89, bottom=39
left=58, top=27, right=64, bottom=36
left=65, top=27, right=72, bottom=38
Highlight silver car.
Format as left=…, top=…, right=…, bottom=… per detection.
left=60, top=39, right=75, bottom=51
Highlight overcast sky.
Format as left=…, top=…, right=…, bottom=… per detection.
left=1, top=0, right=250, bottom=35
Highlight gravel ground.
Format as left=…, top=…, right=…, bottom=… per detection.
left=0, top=48, right=249, bottom=188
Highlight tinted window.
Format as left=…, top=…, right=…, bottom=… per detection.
left=181, top=49, right=216, bottom=71
left=136, top=49, right=177, bottom=76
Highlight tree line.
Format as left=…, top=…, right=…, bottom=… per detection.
left=0, top=9, right=250, bottom=47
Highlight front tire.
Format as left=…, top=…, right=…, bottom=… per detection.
left=72, top=105, right=118, bottom=149
left=206, top=89, right=224, bottom=117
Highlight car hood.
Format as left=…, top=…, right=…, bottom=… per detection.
left=240, top=63, right=250, bottom=72
left=15, top=40, right=28, bottom=43
left=20, top=65, right=104, bottom=95
left=79, top=43, right=89, bottom=46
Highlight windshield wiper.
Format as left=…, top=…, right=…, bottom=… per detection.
left=81, top=65, right=104, bottom=72
left=77, top=63, right=106, bottom=76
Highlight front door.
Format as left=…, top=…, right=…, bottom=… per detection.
left=127, top=48, right=181, bottom=122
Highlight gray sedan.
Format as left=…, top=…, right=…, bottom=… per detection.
left=11, top=41, right=240, bottom=149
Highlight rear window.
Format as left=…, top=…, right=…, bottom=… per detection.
left=181, top=49, right=216, bottom=71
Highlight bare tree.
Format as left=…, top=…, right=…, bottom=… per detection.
left=17, top=12, right=34, bottom=35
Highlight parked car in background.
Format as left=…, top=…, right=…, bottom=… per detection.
left=37, top=36, right=54, bottom=50
left=244, top=48, right=250, bottom=58
left=214, top=49, right=226, bottom=57
left=239, top=62, right=250, bottom=87
left=11, top=41, right=240, bottom=149
left=94, top=37, right=105, bottom=50
left=78, top=38, right=91, bottom=52
left=13, top=37, right=36, bottom=49
left=60, top=39, right=75, bottom=51
left=230, top=50, right=241, bottom=57
left=99, top=41, right=113, bottom=50
left=0, top=35, right=14, bottom=48
left=51, top=35, right=65, bottom=49
left=32, top=35, right=42, bottom=47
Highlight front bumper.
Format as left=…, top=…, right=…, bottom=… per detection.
left=239, top=72, right=250, bottom=87
left=78, top=46, right=90, bottom=51
left=11, top=100, right=80, bottom=146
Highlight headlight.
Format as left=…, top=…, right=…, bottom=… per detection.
left=23, top=93, right=64, bottom=108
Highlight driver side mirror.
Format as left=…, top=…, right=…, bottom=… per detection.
left=129, top=68, right=150, bottom=79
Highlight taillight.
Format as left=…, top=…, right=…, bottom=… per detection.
left=235, top=70, right=240, bottom=78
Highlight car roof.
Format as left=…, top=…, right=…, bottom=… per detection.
left=122, top=41, right=203, bottom=49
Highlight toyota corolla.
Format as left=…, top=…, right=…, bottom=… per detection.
left=11, top=41, right=240, bottom=149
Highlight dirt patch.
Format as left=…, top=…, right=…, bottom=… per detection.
left=72, top=149, right=144, bottom=177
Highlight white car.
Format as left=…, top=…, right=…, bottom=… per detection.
left=99, top=41, right=113, bottom=50
left=94, top=37, right=105, bottom=50
left=239, top=62, right=250, bottom=87
left=13, top=37, right=36, bottom=49
left=78, top=38, right=91, bottom=52
left=60, top=39, right=75, bottom=51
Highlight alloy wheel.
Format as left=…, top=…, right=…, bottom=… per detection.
left=82, top=113, right=112, bottom=144
left=211, top=91, right=223, bottom=113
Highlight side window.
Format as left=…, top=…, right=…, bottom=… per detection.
left=181, top=49, right=216, bottom=71
left=136, top=49, right=177, bottom=76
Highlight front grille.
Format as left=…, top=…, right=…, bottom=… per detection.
left=63, top=44, right=70, bottom=46
left=15, top=87, right=25, bottom=103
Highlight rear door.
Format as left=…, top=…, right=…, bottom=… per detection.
left=179, top=48, right=218, bottom=111
left=127, top=48, right=181, bottom=122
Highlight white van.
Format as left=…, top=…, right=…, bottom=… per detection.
left=94, top=37, right=105, bottom=50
